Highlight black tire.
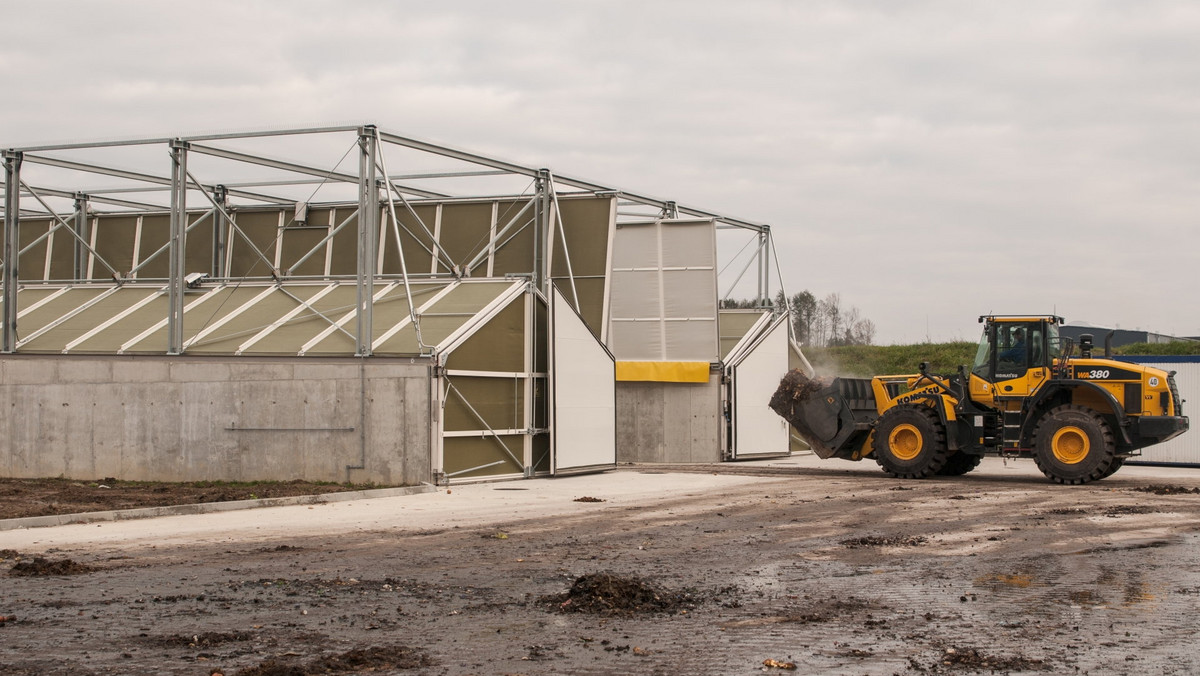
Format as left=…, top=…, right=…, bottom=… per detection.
left=873, top=406, right=949, bottom=479
left=1033, top=405, right=1117, bottom=485
left=938, top=451, right=984, bottom=476
left=1098, top=455, right=1127, bottom=479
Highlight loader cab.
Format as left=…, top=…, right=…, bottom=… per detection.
left=971, top=316, right=1062, bottom=398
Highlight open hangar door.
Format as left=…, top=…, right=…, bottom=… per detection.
left=550, top=286, right=616, bottom=474
left=433, top=282, right=549, bottom=483
left=724, top=312, right=791, bottom=459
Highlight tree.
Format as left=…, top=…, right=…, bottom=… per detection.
left=730, top=289, right=875, bottom=347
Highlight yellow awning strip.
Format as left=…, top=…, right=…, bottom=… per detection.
left=615, top=361, right=711, bottom=383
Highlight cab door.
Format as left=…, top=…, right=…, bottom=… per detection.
left=973, top=321, right=1050, bottom=400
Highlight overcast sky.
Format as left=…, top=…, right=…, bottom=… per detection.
left=3, top=1, right=1198, bottom=344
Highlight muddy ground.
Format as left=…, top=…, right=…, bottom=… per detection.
left=0, top=478, right=391, bottom=520
left=3, top=464, right=1200, bottom=675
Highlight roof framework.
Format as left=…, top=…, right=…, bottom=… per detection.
left=2, top=125, right=780, bottom=356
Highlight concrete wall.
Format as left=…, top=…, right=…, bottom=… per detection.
left=615, top=379, right=722, bottom=463
left=0, top=355, right=432, bottom=485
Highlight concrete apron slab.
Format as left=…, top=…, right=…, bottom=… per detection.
left=0, top=484, right=438, bottom=532
left=0, top=470, right=780, bottom=554
left=3, top=456, right=1195, bottom=553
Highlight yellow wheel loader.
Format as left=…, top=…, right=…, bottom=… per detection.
left=770, top=315, right=1189, bottom=484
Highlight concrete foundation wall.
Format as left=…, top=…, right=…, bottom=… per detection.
left=615, top=379, right=722, bottom=463
left=0, top=356, right=432, bottom=485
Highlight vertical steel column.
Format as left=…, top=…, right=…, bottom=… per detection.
left=72, top=193, right=89, bottom=280
left=212, top=184, right=228, bottom=278
left=534, top=168, right=551, bottom=293
left=756, top=230, right=767, bottom=306
left=2, top=150, right=22, bottom=353
left=761, top=230, right=771, bottom=309
left=167, top=140, right=189, bottom=355
left=355, top=126, right=378, bottom=357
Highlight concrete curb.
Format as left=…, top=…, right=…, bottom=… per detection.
left=0, top=483, right=438, bottom=531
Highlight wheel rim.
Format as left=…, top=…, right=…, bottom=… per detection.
left=1051, top=426, right=1090, bottom=464
left=888, top=423, right=923, bottom=461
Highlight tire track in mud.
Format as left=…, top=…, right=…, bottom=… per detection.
left=3, top=474, right=1200, bottom=674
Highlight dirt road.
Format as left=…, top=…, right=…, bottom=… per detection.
left=3, top=459, right=1200, bottom=675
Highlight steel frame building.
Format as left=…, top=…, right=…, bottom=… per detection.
left=1, top=125, right=801, bottom=485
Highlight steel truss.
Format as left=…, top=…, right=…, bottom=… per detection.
left=2, top=124, right=779, bottom=355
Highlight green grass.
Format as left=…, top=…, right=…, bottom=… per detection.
left=805, top=342, right=978, bottom=378
left=1114, top=341, right=1200, bottom=356
left=804, top=340, right=1200, bottom=377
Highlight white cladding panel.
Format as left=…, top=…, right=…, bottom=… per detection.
left=552, top=287, right=617, bottom=472
left=731, top=316, right=791, bottom=457
left=1127, top=360, right=1200, bottom=465
left=608, top=219, right=717, bottom=362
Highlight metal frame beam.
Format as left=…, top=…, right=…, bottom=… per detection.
left=355, top=127, right=379, bottom=356
left=187, top=142, right=450, bottom=199
left=21, top=153, right=289, bottom=204
left=167, top=140, right=188, bottom=354
left=3, top=151, right=21, bottom=352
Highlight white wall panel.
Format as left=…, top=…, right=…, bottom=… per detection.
left=552, top=287, right=617, bottom=472
left=608, top=219, right=717, bottom=362
left=1124, top=359, right=1200, bottom=465
left=729, top=316, right=790, bottom=458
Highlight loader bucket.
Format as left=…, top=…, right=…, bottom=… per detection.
left=769, top=369, right=878, bottom=460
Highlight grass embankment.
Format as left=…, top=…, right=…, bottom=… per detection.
left=806, top=341, right=1198, bottom=378
left=805, top=342, right=977, bottom=378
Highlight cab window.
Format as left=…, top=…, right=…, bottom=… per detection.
left=971, top=327, right=992, bottom=379
left=995, top=324, right=1028, bottom=378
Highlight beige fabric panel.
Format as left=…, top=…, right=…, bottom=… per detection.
left=442, top=435, right=523, bottom=478
left=551, top=196, right=613, bottom=277
left=443, top=375, right=524, bottom=431
left=90, top=216, right=138, bottom=280
left=228, top=211, right=282, bottom=278
left=48, top=219, right=75, bottom=280
left=368, top=284, right=417, bottom=339
left=276, top=207, right=332, bottom=277
left=19, top=288, right=159, bottom=352
left=16, top=219, right=52, bottom=281
left=550, top=276, right=605, bottom=338
left=122, top=286, right=274, bottom=353
left=240, top=284, right=357, bottom=354
left=373, top=324, right=423, bottom=355
left=328, top=208, right=359, bottom=276
left=70, top=293, right=170, bottom=352
left=91, top=215, right=139, bottom=280
left=720, top=310, right=767, bottom=359
left=14, top=287, right=110, bottom=337
left=185, top=212, right=216, bottom=277
left=13, top=287, right=61, bottom=310
left=534, top=295, right=548, bottom=373
left=532, top=433, right=550, bottom=473
left=490, top=199, right=535, bottom=275
left=299, top=283, right=410, bottom=355
left=381, top=204, right=438, bottom=276
left=444, top=299, right=524, bottom=373
left=185, top=286, right=318, bottom=354
left=135, top=215, right=170, bottom=279
left=427, top=281, right=514, bottom=314
left=435, top=203, right=492, bottom=274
